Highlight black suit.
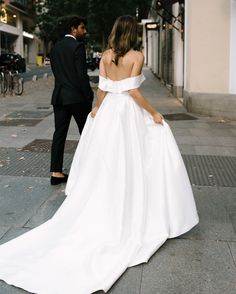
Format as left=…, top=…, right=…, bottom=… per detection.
left=50, top=36, right=93, bottom=172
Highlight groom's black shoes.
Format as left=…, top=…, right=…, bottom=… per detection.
left=50, top=174, right=68, bottom=185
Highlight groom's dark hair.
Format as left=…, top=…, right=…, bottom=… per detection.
left=58, top=15, right=87, bottom=34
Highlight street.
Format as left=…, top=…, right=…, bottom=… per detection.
left=0, top=68, right=236, bottom=294
left=20, top=65, right=53, bottom=82
left=20, top=65, right=98, bottom=83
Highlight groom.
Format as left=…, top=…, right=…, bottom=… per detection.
left=50, top=15, right=94, bottom=185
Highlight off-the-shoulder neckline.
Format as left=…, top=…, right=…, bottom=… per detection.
left=99, top=73, right=144, bottom=82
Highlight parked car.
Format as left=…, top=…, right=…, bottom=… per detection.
left=0, top=53, right=26, bottom=73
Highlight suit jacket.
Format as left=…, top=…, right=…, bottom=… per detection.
left=50, top=36, right=94, bottom=105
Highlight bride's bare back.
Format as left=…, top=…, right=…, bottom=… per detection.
left=100, top=49, right=144, bottom=80
left=93, top=48, right=163, bottom=125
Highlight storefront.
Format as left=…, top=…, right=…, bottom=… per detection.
left=145, top=0, right=236, bottom=120
left=0, top=1, right=39, bottom=64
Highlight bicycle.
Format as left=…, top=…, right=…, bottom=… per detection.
left=0, top=66, right=8, bottom=95
left=0, top=67, right=24, bottom=96
left=8, top=70, right=24, bottom=96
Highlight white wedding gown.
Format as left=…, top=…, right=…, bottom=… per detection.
left=0, top=74, right=198, bottom=294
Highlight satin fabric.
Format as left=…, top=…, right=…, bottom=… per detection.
left=0, top=74, right=198, bottom=294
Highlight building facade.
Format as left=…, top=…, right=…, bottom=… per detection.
left=0, top=0, right=40, bottom=64
left=145, top=0, right=236, bottom=120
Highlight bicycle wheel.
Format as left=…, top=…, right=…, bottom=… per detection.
left=13, top=75, right=24, bottom=95
left=0, top=73, right=8, bottom=94
left=7, top=72, right=14, bottom=95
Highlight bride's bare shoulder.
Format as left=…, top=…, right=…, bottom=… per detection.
left=102, top=49, right=112, bottom=55
left=134, top=50, right=144, bottom=60
left=127, top=50, right=144, bottom=62
left=101, top=49, right=113, bottom=60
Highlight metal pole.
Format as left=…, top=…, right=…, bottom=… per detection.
left=146, top=29, right=148, bottom=65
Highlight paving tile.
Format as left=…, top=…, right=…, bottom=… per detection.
left=0, top=227, right=30, bottom=245
left=168, top=121, right=196, bottom=129
left=176, top=136, right=236, bottom=147
left=228, top=242, right=236, bottom=266
left=178, top=144, right=196, bottom=155
left=194, top=145, right=236, bottom=156
left=207, top=121, right=235, bottom=130
left=0, top=137, right=34, bottom=149
left=0, top=176, right=52, bottom=227
left=218, top=187, right=236, bottom=234
left=140, top=239, right=236, bottom=294
left=0, top=127, right=24, bottom=135
left=231, top=128, right=236, bottom=136
left=0, top=281, right=29, bottom=294
left=181, top=186, right=236, bottom=241
left=191, top=122, right=212, bottom=129
left=0, top=226, right=10, bottom=239
left=5, top=110, right=52, bottom=119
left=218, top=137, right=236, bottom=146
left=109, top=266, right=142, bottom=294
left=190, top=128, right=236, bottom=137
left=0, top=119, right=42, bottom=127
left=170, top=128, right=192, bottom=136
left=25, top=189, right=66, bottom=228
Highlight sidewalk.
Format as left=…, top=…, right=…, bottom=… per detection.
left=0, top=68, right=236, bottom=294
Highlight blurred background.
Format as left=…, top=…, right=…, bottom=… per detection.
left=0, top=0, right=235, bottom=119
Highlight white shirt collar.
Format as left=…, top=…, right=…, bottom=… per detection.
left=65, top=34, right=76, bottom=40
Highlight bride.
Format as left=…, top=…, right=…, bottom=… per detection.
left=0, top=15, right=198, bottom=294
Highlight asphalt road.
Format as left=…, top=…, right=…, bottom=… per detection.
left=20, top=65, right=99, bottom=83
left=20, top=65, right=53, bottom=81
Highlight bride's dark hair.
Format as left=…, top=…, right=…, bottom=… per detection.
left=107, top=15, right=137, bottom=65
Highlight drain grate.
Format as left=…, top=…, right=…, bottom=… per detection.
left=37, top=106, right=51, bottom=110
left=182, top=154, right=236, bottom=187
left=0, top=111, right=53, bottom=127
left=163, top=113, right=198, bottom=121
left=21, top=139, right=78, bottom=153
left=5, top=110, right=52, bottom=119
left=0, top=147, right=235, bottom=187
left=0, top=148, right=72, bottom=177
left=0, top=119, right=42, bottom=127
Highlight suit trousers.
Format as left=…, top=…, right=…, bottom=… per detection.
left=50, top=102, right=92, bottom=172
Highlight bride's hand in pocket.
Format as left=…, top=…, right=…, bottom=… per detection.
left=153, top=112, right=164, bottom=125
left=91, top=106, right=99, bottom=118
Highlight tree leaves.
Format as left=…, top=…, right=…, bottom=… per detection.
left=35, top=0, right=152, bottom=51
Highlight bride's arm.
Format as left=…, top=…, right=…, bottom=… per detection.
left=128, top=53, right=163, bottom=124
left=129, top=88, right=163, bottom=124
left=96, top=88, right=106, bottom=107
left=91, top=58, right=107, bottom=118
